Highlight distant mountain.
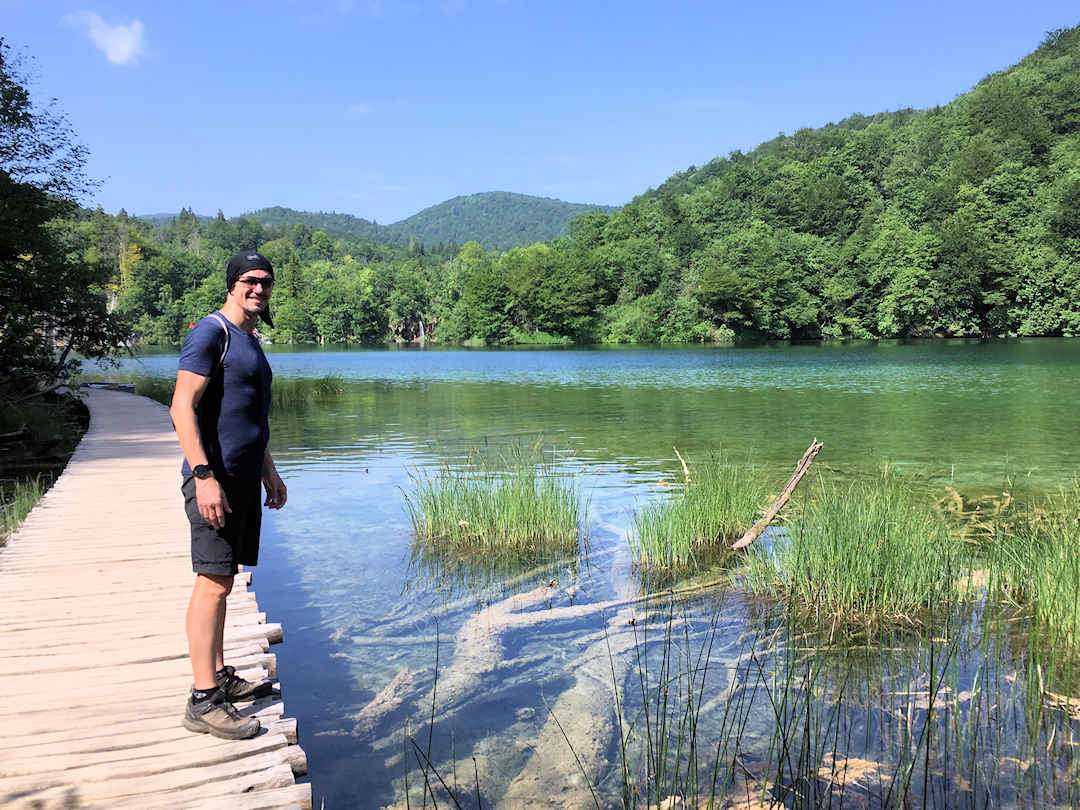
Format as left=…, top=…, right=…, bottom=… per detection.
left=384, top=192, right=618, bottom=250
left=142, top=192, right=616, bottom=251
left=232, top=192, right=616, bottom=251
left=241, top=206, right=387, bottom=242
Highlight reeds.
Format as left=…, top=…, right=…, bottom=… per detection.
left=268, top=375, right=344, bottom=407
left=0, top=476, right=44, bottom=540
left=630, top=454, right=768, bottom=573
left=986, top=482, right=1080, bottom=655
left=133, top=376, right=175, bottom=407
left=742, top=470, right=971, bottom=628
left=404, top=450, right=585, bottom=554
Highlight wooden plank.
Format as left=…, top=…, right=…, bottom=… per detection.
left=0, top=731, right=293, bottom=779
left=101, top=781, right=312, bottom=810
left=0, top=611, right=267, bottom=637
left=0, top=702, right=288, bottom=752
left=6, top=717, right=299, bottom=763
left=0, top=644, right=277, bottom=677
left=0, top=658, right=273, bottom=708
left=1, top=696, right=285, bottom=744
left=0, top=623, right=282, bottom=658
left=5, top=763, right=298, bottom=810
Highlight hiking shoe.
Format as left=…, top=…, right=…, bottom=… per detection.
left=183, top=691, right=261, bottom=740
left=215, top=664, right=277, bottom=702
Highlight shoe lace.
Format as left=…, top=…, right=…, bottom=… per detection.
left=211, top=690, right=246, bottom=721
left=218, top=664, right=244, bottom=692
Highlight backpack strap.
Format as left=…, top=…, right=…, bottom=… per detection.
left=208, top=311, right=231, bottom=372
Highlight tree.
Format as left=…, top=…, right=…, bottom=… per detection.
left=0, top=39, right=130, bottom=393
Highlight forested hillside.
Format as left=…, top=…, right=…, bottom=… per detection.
left=192, top=192, right=613, bottom=253
left=380, top=192, right=616, bottom=250
left=75, top=25, right=1080, bottom=346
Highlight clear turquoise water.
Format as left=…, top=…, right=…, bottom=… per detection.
left=102, top=340, right=1080, bottom=807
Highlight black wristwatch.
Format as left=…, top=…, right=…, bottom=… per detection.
left=192, top=464, right=214, bottom=479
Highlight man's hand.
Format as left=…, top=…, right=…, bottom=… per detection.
left=263, top=470, right=287, bottom=510
left=195, top=476, right=231, bottom=528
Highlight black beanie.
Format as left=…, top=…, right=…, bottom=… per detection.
left=226, top=251, right=275, bottom=327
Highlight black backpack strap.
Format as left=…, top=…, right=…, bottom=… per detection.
left=208, top=312, right=231, bottom=372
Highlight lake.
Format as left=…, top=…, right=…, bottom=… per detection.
left=103, top=340, right=1080, bottom=808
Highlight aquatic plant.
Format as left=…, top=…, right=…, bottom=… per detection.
left=404, top=449, right=584, bottom=554
left=268, top=374, right=345, bottom=407
left=132, top=375, right=175, bottom=407
left=630, top=453, right=769, bottom=573
left=742, top=470, right=972, bottom=628
left=986, top=483, right=1080, bottom=657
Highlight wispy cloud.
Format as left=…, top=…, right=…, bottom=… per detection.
left=63, top=11, right=145, bottom=66
left=345, top=102, right=375, bottom=119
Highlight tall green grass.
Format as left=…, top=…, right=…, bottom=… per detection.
left=986, top=483, right=1080, bottom=656
left=269, top=375, right=344, bottom=407
left=0, top=476, right=44, bottom=541
left=404, top=450, right=584, bottom=554
left=132, top=376, right=175, bottom=407
left=742, top=471, right=972, bottom=628
left=630, top=454, right=768, bottom=573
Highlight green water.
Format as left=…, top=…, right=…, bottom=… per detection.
left=105, top=340, right=1080, bottom=807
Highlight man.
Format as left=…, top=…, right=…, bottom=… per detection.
left=170, top=251, right=288, bottom=739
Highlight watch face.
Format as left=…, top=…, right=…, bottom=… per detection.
left=193, top=464, right=213, bottom=479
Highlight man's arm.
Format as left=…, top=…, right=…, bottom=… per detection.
left=262, top=449, right=287, bottom=510
left=170, top=369, right=231, bottom=528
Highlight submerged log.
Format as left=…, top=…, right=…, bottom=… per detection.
left=731, top=439, right=823, bottom=551
left=351, top=666, right=427, bottom=738
left=497, top=610, right=637, bottom=809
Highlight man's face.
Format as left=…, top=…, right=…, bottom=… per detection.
left=228, top=271, right=274, bottom=317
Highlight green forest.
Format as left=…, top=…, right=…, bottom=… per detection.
left=243, top=192, right=614, bottom=252
left=10, top=24, right=1080, bottom=358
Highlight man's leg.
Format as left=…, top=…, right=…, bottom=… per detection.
left=186, top=573, right=233, bottom=689
left=183, top=571, right=259, bottom=739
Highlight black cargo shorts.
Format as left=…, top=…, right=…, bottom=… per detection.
left=181, top=473, right=262, bottom=576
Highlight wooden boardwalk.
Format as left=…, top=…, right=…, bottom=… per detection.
left=0, top=389, right=311, bottom=810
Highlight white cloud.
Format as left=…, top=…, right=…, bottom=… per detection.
left=345, top=102, right=375, bottom=119
left=63, top=11, right=145, bottom=66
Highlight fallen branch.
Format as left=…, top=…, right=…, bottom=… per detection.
left=731, top=439, right=823, bottom=551
left=673, top=446, right=691, bottom=483
left=0, top=426, right=31, bottom=444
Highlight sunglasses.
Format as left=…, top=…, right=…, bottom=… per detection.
left=236, top=276, right=274, bottom=289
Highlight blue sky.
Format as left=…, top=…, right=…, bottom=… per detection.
left=4, top=1, right=1078, bottom=224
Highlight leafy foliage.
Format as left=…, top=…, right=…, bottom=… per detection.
left=236, top=192, right=614, bottom=252
left=0, top=38, right=129, bottom=394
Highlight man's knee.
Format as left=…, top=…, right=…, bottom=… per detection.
left=194, top=572, right=235, bottom=600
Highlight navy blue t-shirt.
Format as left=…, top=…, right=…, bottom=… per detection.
left=178, top=313, right=272, bottom=481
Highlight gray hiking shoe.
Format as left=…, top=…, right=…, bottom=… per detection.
left=215, top=664, right=277, bottom=702
left=183, top=690, right=261, bottom=739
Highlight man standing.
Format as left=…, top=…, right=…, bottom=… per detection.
left=170, top=251, right=287, bottom=739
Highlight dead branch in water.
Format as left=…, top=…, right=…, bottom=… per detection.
left=673, top=446, right=692, bottom=483
left=731, top=439, right=823, bottom=551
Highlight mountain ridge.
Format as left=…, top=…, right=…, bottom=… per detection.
left=140, top=191, right=617, bottom=251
